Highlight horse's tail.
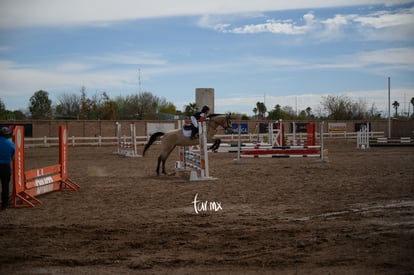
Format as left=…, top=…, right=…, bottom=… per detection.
left=143, top=132, right=165, bottom=156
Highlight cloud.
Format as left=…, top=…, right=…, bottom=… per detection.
left=0, top=46, right=9, bottom=52
left=316, top=14, right=352, bottom=40
left=228, top=14, right=315, bottom=35
left=215, top=88, right=414, bottom=116
left=55, top=62, right=95, bottom=73
left=1, top=42, right=413, bottom=112
left=3, top=44, right=409, bottom=99
left=201, top=5, right=414, bottom=43
left=306, top=47, right=414, bottom=72
left=230, top=47, right=414, bottom=74
left=1, top=0, right=412, bottom=28
left=355, top=48, right=414, bottom=68
left=89, top=52, right=167, bottom=66
left=202, top=12, right=316, bottom=35
left=22, top=51, right=168, bottom=74
left=352, top=7, right=414, bottom=41
left=318, top=6, right=414, bottom=41
left=0, top=59, right=137, bottom=96
left=354, top=7, right=414, bottom=29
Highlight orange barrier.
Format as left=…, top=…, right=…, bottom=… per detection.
left=306, top=123, right=316, bottom=146
left=286, top=122, right=316, bottom=146
left=11, top=125, right=80, bottom=208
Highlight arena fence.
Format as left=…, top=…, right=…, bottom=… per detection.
left=19, top=131, right=385, bottom=148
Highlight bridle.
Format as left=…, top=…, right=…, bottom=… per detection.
left=223, top=115, right=232, bottom=132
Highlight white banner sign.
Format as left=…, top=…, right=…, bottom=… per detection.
left=146, top=122, right=176, bottom=135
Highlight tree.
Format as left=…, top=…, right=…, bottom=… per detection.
left=29, top=90, right=52, bottom=119
left=281, top=105, right=296, bottom=119
left=184, top=102, right=198, bottom=118
left=55, top=92, right=81, bottom=119
left=158, top=101, right=177, bottom=116
left=320, top=95, right=369, bottom=120
left=305, top=107, right=312, bottom=117
left=99, top=92, right=116, bottom=120
left=79, top=87, right=91, bottom=119
left=229, top=112, right=249, bottom=120
left=115, top=94, right=140, bottom=119
left=368, top=103, right=381, bottom=119
left=351, top=98, right=367, bottom=120
left=136, top=92, right=162, bottom=119
left=321, top=95, right=351, bottom=119
left=256, top=102, right=267, bottom=119
left=252, top=107, right=258, bottom=119
left=71, top=87, right=102, bottom=120
left=298, top=110, right=307, bottom=120
left=392, top=100, right=400, bottom=117
left=0, top=98, right=5, bottom=118
left=113, top=91, right=175, bottom=120
left=267, top=104, right=284, bottom=120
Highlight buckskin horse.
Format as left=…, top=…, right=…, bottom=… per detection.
left=143, top=114, right=232, bottom=175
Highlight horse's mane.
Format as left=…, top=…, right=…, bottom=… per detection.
left=207, top=113, right=230, bottom=118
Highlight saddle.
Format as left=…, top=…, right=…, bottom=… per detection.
left=182, top=123, right=194, bottom=138
left=183, top=124, right=193, bottom=131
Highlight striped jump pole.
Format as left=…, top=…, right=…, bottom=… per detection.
left=239, top=121, right=327, bottom=160
left=115, top=122, right=141, bottom=157
left=357, top=122, right=370, bottom=149
left=177, top=121, right=217, bottom=181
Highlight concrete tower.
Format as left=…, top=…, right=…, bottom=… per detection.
left=195, top=88, right=214, bottom=114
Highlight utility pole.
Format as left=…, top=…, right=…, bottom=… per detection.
left=388, top=77, right=391, bottom=138
left=138, top=68, right=141, bottom=93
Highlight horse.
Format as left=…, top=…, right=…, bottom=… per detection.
left=143, top=114, right=232, bottom=175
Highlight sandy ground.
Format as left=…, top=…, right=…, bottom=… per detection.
left=0, top=140, right=413, bottom=274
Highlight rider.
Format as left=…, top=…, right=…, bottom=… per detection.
left=190, top=105, right=210, bottom=139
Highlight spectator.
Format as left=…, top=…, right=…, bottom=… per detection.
left=0, top=127, right=15, bottom=211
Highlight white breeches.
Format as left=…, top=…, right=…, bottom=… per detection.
left=191, top=116, right=198, bottom=127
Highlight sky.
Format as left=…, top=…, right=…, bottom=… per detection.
left=1, top=0, right=414, bottom=117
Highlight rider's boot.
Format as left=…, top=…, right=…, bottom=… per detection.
left=190, top=127, right=198, bottom=139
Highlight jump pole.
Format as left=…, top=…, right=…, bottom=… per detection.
left=200, top=121, right=210, bottom=179
left=238, top=121, right=327, bottom=160
left=115, top=122, right=141, bottom=157
left=233, top=123, right=241, bottom=163
left=357, top=122, right=370, bottom=149
left=319, top=121, right=325, bottom=162
left=177, top=121, right=217, bottom=181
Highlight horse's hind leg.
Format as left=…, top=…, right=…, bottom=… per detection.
left=156, top=156, right=162, bottom=176
left=160, top=146, right=176, bottom=175
left=156, top=156, right=167, bottom=175
left=209, top=139, right=221, bottom=151
left=161, top=159, right=167, bottom=175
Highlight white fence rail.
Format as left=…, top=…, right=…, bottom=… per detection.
left=24, top=136, right=149, bottom=148
left=22, top=131, right=386, bottom=148
left=213, top=131, right=385, bottom=144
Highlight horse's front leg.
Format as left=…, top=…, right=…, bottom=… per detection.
left=209, top=139, right=221, bottom=151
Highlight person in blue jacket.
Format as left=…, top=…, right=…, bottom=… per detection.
left=0, top=127, right=15, bottom=211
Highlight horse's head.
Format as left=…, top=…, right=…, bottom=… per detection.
left=209, top=114, right=233, bottom=134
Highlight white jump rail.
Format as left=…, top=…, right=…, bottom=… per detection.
left=177, top=121, right=217, bottom=181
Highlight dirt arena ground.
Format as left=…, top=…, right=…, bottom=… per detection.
left=0, top=140, right=413, bottom=274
